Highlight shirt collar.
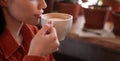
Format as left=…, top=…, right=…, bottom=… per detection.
left=0, top=28, right=19, bottom=58
left=0, top=24, right=35, bottom=58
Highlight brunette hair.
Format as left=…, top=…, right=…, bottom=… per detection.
left=0, top=5, right=6, bottom=35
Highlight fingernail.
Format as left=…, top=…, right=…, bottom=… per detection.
left=48, top=21, right=53, bottom=27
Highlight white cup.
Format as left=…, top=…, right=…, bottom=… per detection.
left=41, top=13, right=73, bottom=41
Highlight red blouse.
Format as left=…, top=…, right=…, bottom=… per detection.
left=0, top=24, right=55, bottom=61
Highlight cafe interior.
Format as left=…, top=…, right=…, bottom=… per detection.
left=39, top=0, right=120, bottom=61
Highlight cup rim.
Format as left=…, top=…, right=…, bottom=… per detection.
left=41, top=13, right=73, bottom=21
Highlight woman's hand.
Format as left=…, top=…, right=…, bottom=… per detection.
left=28, top=23, right=60, bottom=56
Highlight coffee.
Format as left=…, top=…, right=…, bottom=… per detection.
left=42, top=13, right=72, bottom=19
left=49, top=18, right=67, bottom=21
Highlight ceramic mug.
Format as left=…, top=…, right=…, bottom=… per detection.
left=41, top=13, right=73, bottom=41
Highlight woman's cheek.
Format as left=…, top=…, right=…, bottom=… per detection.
left=29, top=0, right=38, bottom=7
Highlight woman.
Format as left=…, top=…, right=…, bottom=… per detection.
left=0, top=0, right=60, bottom=61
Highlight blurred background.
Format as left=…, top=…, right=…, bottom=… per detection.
left=41, top=0, right=120, bottom=61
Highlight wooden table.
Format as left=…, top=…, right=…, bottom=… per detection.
left=68, top=15, right=120, bottom=52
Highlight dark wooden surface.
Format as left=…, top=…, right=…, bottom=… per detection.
left=68, top=15, right=120, bottom=52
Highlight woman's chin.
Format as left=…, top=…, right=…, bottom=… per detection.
left=33, top=21, right=40, bottom=25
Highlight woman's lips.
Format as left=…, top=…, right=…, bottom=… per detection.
left=34, top=10, right=44, bottom=18
left=34, top=14, right=41, bottom=18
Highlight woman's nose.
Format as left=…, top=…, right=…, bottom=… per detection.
left=37, top=0, right=47, bottom=9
